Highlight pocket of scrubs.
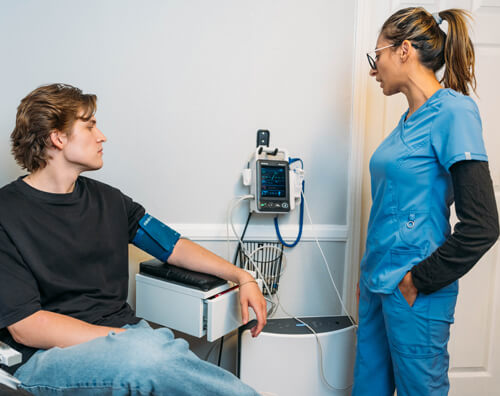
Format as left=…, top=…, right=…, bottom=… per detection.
left=395, top=284, right=418, bottom=309
left=386, top=248, right=425, bottom=292
left=398, top=212, right=430, bottom=252
left=427, top=289, right=458, bottom=323
left=382, top=287, right=457, bottom=357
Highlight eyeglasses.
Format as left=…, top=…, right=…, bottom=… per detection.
left=366, top=44, right=395, bottom=70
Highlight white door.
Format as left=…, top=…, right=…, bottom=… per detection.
left=446, top=1, right=500, bottom=394
left=352, top=0, right=500, bottom=395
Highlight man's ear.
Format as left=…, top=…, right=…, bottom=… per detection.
left=49, top=130, right=66, bottom=150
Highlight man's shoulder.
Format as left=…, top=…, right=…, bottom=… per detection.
left=78, top=176, right=138, bottom=210
left=78, top=176, right=122, bottom=196
left=0, top=179, right=28, bottom=224
left=0, top=178, right=23, bottom=201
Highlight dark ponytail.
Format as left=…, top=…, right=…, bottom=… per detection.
left=439, top=9, right=476, bottom=95
left=381, top=7, right=476, bottom=95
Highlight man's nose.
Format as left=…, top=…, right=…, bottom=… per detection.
left=97, top=128, right=107, bottom=142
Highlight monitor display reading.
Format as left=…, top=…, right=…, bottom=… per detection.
left=261, top=165, right=286, bottom=198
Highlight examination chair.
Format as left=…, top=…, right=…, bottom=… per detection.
left=0, top=341, right=32, bottom=395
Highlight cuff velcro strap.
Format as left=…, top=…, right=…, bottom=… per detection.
left=132, top=214, right=181, bottom=262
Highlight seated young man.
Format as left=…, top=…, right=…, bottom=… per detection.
left=0, top=83, right=267, bottom=395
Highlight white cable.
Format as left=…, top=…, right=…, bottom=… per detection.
left=225, top=195, right=253, bottom=262
left=245, top=245, right=287, bottom=281
left=273, top=293, right=353, bottom=391
left=228, top=198, right=273, bottom=297
left=226, top=195, right=277, bottom=313
left=265, top=191, right=356, bottom=391
left=245, top=244, right=287, bottom=317
left=301, top=191, right=357, bottom=329
left=245, top=248, right=281, bottom=315
left=227, top=191, right=354, bottom=390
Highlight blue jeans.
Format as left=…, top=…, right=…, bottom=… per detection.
left=15, top=320, right=259, bottom=396
left=353, top=280, right=458, bottom=396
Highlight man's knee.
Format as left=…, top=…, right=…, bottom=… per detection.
left=103, top=327, right=191, bottom=368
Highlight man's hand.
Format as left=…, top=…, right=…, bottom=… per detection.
left=168, top=238, right=268, bottom=336
left=398, top=271, right=418, bottom=307
left=238, top=276, right=267, bottom=337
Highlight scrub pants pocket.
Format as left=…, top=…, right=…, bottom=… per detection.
left=381, top=288, right=458, bottom=396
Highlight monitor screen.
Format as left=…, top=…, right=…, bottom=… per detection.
left=261, top=165, right=286, bottom=198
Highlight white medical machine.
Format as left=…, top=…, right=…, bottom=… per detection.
left=0, top=341, right=22, bottom=391
left=135, top=130, right=356, bottom=395
left=242, top=146, right=303, bottom=214
left=135, top=131, right=301, bottom=341
left=239, top=317, right=355, bottom=396
left=136, top=262, right=262, bottom=341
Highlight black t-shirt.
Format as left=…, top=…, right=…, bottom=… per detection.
left=0, top=176, right=145, bottom=373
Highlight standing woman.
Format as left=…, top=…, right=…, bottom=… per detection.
left=354, top=7, right=499, bottom=396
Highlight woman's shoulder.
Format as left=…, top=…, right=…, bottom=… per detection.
left=430, top=89, right=481, bottom=128
left=434, top=88, right=479, bottom=114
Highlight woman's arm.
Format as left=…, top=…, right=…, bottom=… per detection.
left=410, top=160, right=499, bottom=294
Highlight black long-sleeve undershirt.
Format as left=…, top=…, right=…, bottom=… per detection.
left=411, top=160, right=499, bottom=294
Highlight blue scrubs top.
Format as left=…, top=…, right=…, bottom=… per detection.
left=361, top=88, right=488, bottom=293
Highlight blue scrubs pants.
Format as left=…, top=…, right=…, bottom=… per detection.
left=353, top=281, right=458, bottom=396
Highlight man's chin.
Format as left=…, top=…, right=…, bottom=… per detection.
left=82, top=162, right=104, bottom=172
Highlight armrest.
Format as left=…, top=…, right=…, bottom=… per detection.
left=0, top=369, right=22, bottom=392
left=0, top=342, right=22, bottom=367
left=140, top=259, right=227, bottom=291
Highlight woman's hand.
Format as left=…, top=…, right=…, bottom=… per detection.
left=398, top=271, right=418, bottom=307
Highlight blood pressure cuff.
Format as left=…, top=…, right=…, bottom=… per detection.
left=132, top=214, right=181, bottom=262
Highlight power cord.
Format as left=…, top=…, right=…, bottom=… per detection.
left=227, top=196, right=277, bottom=312
left=226, top=191, right=356, bottom=390
left=232, top=212, right=253, bottom=266
left=272, top=293, right=354, bottom=392
left=301, top=191, right=357, bottom=328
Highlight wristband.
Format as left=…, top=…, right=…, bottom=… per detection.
left=239, top=279, right=258, bottom=287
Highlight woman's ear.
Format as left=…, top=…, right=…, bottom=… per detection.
left=400, top=40, right=412, bottom=63
left=49, top=130, right=66, bottom=150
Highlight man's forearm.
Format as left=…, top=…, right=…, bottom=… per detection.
left=167, top=238, right=253, bottom=284
left=7, top=310, right=125, bottom=350
left=168, top=238, right=268, bottom=336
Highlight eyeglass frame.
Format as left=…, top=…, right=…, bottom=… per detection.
left=366, top=43, right=396, bottom=70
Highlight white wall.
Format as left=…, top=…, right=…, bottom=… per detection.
left=0, top=0, right=354, bottom=225
left=0, top=0, right=357, bottom=321
left=0, top=0, right=358, bottom=372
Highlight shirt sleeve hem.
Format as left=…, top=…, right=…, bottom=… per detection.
left=0, top=305, right=41, bottom=329
left=444, top=153, right=488, bottom=171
